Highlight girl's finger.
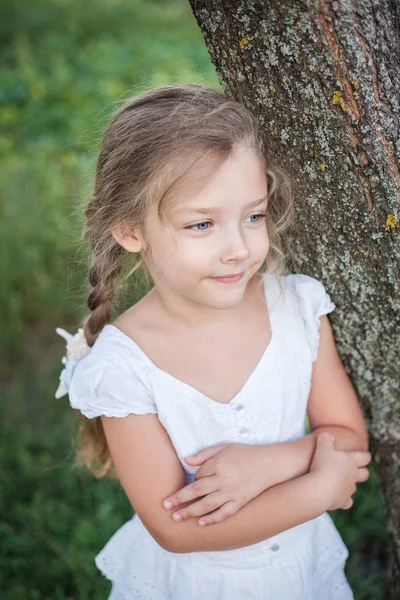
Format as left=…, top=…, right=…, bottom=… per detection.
left=195, top=457, right=217, bottom=480
left=163, top=476, right=217, bottom=510
left=184, top=444, right=229, bottom=466
left=352, top=450, right=372, bottom=467
left=342, top=498, right=354, bottom=510
left=197, top=500, right=238, bottom=526
left=356, top=467, right=370, bottom=482
left=172, top=491, right=225, bottom=522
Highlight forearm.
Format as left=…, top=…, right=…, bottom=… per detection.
left=312, top=425, right=369, bottom=451
left=158, top=471, right=326, bottom=553
left=257, top=424, right=369, bottom=488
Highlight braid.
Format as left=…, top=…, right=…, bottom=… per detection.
left=81, top=191, right=126, bottom=346
left=77, top=239, right=125, bottom=478
left=83, top=242, right=124, bottom=346
left=76, top=191, right=145, bottom=477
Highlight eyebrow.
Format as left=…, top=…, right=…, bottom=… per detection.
left=177, top=196, right=268, bottom=215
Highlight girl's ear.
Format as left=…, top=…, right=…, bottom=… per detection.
left=111, top=225, right=145, bottom=254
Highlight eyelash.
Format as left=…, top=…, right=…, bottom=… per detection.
left=186, top=213, right=267, bottom=232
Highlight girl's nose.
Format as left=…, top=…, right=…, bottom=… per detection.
left=220, top=228, right=251, bottom=263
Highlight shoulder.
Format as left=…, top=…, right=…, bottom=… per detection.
left=272, top=272, right=336, bottom=362
left=262, top=271, right=334, bottom=310
left=67, top=325, right=157, bottom=419
left=283, top=272, right=334, bottom=300
left=281, top=273, right=335, bottom=313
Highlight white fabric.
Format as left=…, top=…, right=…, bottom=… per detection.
left=284, top=274, right=336, bottom=362
left=68, top=354, right=157, bottom=418
left=59, top=272, right=352, bottom=600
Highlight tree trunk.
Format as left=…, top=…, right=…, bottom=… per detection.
left=188, top=0, right=400, bottom=594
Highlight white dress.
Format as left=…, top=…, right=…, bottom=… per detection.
left=56, top=272, right=354, bottom=600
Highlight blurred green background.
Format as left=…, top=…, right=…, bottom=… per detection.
left=0, top=0, right=389, bottom=598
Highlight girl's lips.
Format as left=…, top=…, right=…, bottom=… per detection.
left=212, top=273, right=244, bottom=283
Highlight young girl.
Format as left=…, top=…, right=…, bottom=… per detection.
left=55, top=84, right=371, bottom=600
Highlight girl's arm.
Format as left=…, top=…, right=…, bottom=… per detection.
left=101, top=411, right=369, bottom=554
left=282, top=312, right=370, bottom=473
left=306, top=315, right=369, bottom=451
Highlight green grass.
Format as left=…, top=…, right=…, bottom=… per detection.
left=0, top=0, right=389, bottom=597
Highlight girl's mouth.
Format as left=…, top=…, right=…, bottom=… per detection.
left=211, top=273, right=244, bottom=284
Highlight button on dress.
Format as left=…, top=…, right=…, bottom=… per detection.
left=57, top=272, right=354, bottom=599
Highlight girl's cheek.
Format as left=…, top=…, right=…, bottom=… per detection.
left=183, top=241, right=214, bottom=261
left=250, top=233, right=268, bottom=259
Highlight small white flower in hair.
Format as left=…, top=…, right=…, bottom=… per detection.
left=55, top=327, right=91, bottom=398
left=56, top=327, right=91, bottom=360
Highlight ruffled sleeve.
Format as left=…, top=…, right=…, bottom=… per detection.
left=286, top=274, right=336, bottom=362
left=68, top=353, right=157, bottom=418
left=55, top=326, right=157, bottom=418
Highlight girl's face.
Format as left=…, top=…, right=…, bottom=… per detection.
left=141, top=143, right=270, bottom=318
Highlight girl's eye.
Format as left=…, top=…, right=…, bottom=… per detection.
left=186, top=221, right=212, bottom=232
left=246, top=213, right=267, bottom=224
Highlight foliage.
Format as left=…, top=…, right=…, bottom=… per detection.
left=1, top=375, right=130, bottom=599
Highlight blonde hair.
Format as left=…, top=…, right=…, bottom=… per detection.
left=75, top=83, right=295, bottom=477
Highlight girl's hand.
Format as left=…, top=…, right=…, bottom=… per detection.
left=162, top=443, right=269, bottom=526
left=310, top=432, right=371, bottom=510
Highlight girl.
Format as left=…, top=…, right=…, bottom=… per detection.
left=55, top=84, right=371, bottom=600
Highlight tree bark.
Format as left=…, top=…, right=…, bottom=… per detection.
left=188, top=0, right=400, bottom=594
